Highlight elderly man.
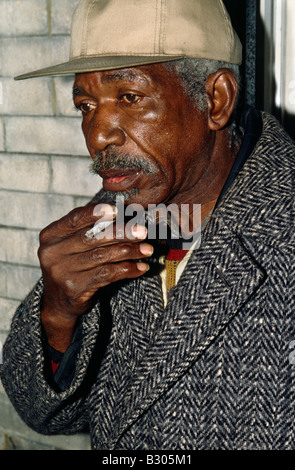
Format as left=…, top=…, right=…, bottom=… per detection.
left=1, top=0, right=295, bottom=450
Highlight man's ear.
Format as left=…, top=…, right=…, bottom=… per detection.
left=205, top=69, right=239, bottom=131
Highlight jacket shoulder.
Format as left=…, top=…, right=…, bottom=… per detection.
left=216, top=112, right=295, bottom=245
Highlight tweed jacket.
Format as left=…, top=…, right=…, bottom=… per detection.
left=1, top=112, right=295, bottom=450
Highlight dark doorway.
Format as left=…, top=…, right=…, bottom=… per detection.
left=225, top=0, right=294, bottom=140
left=224, top=0, right=257, bottom=108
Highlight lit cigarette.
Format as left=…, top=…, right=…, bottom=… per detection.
left=85, top=219, right=115, bottom=239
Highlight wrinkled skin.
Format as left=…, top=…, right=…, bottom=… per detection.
left=39, top=64, right=239, bottom=351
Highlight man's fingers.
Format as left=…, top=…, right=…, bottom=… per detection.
left=56, top=259, right=151, bottom=306
left=87, top=260, right=150, bottom=291
left=40, top=203, right=117, bottom=242
left=88, top=221, right=147, bottom=243
left=76, top=242, right=154, bottom=270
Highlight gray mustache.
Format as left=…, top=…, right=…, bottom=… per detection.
left=90, top=150, right=158, bottom=175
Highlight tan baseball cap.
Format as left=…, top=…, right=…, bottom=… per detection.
left=15, top=0, right=242, bottom=80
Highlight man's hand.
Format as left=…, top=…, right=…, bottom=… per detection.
left=38, top=203, right=153, bottom=351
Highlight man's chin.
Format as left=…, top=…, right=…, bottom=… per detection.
left=102, top=188, right=166, bottom=211
left=102, top=188, right=139, bottom=205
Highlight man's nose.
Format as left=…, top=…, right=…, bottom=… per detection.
left=86, top=108, right=126, bottom=153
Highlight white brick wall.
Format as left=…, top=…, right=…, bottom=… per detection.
left=0, top=118, right=4, bottom=150
left=0, top=0, right=48, bottom=36
left=0, top=0, right=99, bottom=450
left=1, top=77, right=54, bottom=116
left=0, top=36, right=71, bottom=77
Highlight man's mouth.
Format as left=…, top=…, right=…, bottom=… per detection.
left=99, top=169, right=141, bottom=191
left=107, top=176, right=128, bottom=184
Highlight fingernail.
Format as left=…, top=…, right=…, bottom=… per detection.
left=137, top=262, right=150, bottom=272
left=139, top=243, right=154, bottom=256
left=93, top=204, right=117, bottom=218
left=132, top=225, right=147, bottom=239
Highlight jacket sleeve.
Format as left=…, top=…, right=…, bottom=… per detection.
left=0, top=278, right=102, bottom=436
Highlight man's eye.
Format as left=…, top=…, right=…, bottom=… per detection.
left=120, top=94, right=141, bottom=104
left=76, top=103, right=95, bottom=114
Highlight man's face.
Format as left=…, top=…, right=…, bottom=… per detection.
left=73, top=64, right=213, bottom=208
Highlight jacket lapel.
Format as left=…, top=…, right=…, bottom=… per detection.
left=108, top=215, right=266, bottom=448
left=109, top=265, right=165, bottom=367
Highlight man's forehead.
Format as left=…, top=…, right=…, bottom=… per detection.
left=72, top=64, right=174, bottom=94
left=100, top=69, right=141, bottom=82
left=74, top=67, right=150, bottom=84
left=73, top=69, right=146, bottom=99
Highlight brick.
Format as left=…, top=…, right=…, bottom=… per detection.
left=0, top=392, right=33, bottom=435
left=0, top=190, right=75, bottom=230
left=51, top=0, right=80, bottom=35
left=74, top=196, right=97, bottom=208
left=1, top=263, right=41, bottom=300
left=0, top=298, right=19, bottom=330
left=0, top=384, right=4, bottom=396
left=0, top=227, right=40, bottom=267
left=51, top=156, right=102, bottom=197
left=54, top=76, right=78, bottom=117
left=1, top=77, right=53, bottom=116
left=0, top=267, right=7, bottom=298
left=0, top=154, right=50, bottom=193
left=5, top=116, right=87, bottom=156
left=0, top=36, right=70, bottom=78
left=0, top=392, right=42, bottom=439
left=0, top=0, right=48, bottom=37
left=0, top=117, right=4, bottom=151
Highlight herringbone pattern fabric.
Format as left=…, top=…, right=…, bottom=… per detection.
left=1, top=113, right=295, bottom=449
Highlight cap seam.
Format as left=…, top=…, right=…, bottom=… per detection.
left=159, top=0, right=167, bottom=55
left=154, top=0, right=159, bottom=54
left=81, top=0, right=97, bottom=56
left=218, top=0, right=233, bottom=60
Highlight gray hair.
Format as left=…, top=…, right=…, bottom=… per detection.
left=165, top=58, right=242, bottom=146
left=165, top=58, right=241, bottom=111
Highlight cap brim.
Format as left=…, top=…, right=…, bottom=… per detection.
left=15, top=55, right=185, bottom=80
